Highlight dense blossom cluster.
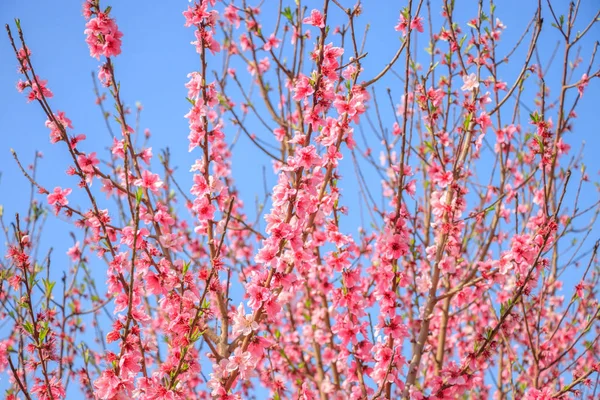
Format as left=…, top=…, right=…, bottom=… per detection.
left=1, top=0, right=600, bottom=399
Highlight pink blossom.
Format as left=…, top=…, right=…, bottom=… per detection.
left=395, top=14, right=408, bottom=35
left=31, top=376, right=66, bottom=400
left=226, top=348, right=255, bottom=379
left=232, top=304, right=259, bottom=336
left=461, top=72, right=479, bottom=91
left=292, top=74, right=314, bottom=101
left=134, top=170, right=164, bottom=193
left=578, top=73, right=589, bottom=97
left=47, top=187, right=72, bottom=215
left=66, top=241, right=82, bottom=262
left=77, top=152, right=99, bottom=174
left=84, top=14, right=123, bottom=59
left=294, top=145, right=320, bottom=169
left=224, top=4, right=241, bottom=28
left=263, top=34, right=281, bottom=51
left=93, top=370, right=121, bottom=399
left=303, top=9, right=325, bottom=28
left=476, top=111, right=492, bottom=132
left=25, top=76, right=53, bottom=102
left=384, top=233, right=408, bottom=260
left=410, top=16, right=424, bottom=33
left=193, top=197, right=216, bottom=221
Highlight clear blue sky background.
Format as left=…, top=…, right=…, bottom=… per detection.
left=1, top=0, right=599, bottom=397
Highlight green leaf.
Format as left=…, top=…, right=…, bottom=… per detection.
left=484, top=205, right=495, bottom=213
left=282, top=7, right=294, bottom=24
left=23, top=321, right=34, bottom=336
left=529, top=111, right=540, bottom=124
left=463, top=113, right=472, bottom=131
left=425, top=42, right=433, bottom=55
left=191, top=328, right=205, bottom=342
left=43, top=278, right=56, bottom=295
left=39, top=322, right=50, bottom=342
left=534, top=135, right=544, bottom=154
left=423, top=141, right=436, bottom=154
left=136, top=187, right=144, bottom=204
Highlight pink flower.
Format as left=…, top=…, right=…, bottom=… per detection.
left=84, top=14, right=123, bottom=59
left=303, top=9, right=325, bottom=28
left=160, top=233, right=184, bottom=251
left=45, top=111, right=72, bottom=144
left=67, top=241, right=82, bottom=262
left=273, top=127, right=286, bottom=141
left=93, top=370, right=121, bottom=399
left=119, top=351, right=141, bottom=376
left=246, top=283, right=271, bottom=310
left=578, top=73, right=589, bottom=97
left=292, top=74, right=314, bottom=101
left=154, top=207, right=175, bottom=227
left=226, top=348, right=255, bottom=379
left=476, top=111, right=492, bottom=132
left=294, top=145, right=320, bottom=169
left=395, top=14, right=408, bottom=35
left=232, top=304, right=259, bottom=336
left=0, top=341, right=8, bottom=372
left=258, top=57, right=270, bottom=74
left=120, top=226, right=149, bottom=250
left=254, top=245, right=278, bottom=267
left=224, top=5, right=241, bottom=28
left=239, top=33, right=253, bottom=51
left=47, top=187, right=72, bottom=215
left=385, top=234, right=407, bottom=260
left=410, top=16, right=424, bottom=33
left=185, top=71, right=203, bottom=99
left=98, top=63, right=112, bottom=87
left=194, top=197, right=216, bottom=221
left=342, top=64, right=357, bottom=81
left=461, top=72, right=479, bottom=92
left=416, top=273, right=432, bottom=294
left=31, top=376, right=66, bottom=400
left=523, top=387, right=553, bottom=400
left=383, top=315, right=408, bottom=339
left=77, top=152, right=99, bottom=174
left=26, top=76, right=53, bottom=102
left=263, top=34, right=281, bottom=51
left=437, top=171, right=453, bottom=188
left=139, top=147, right=152, bottom=164
left=134, top=170, right=163, bottom=193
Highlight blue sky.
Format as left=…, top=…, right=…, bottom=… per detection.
left=1, top=0, right=599, bottom=397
